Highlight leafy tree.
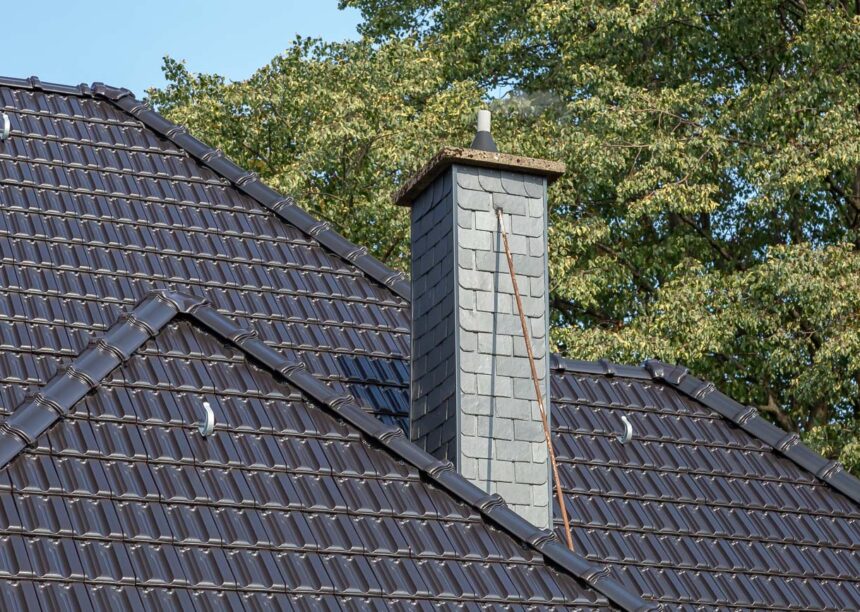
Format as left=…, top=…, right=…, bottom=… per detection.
left=150, top=1, right=860, bottom=473
left=149, top=38, right=482, bottom=271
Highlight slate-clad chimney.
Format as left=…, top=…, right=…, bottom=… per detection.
left=394, top=115, right=565, bottom=528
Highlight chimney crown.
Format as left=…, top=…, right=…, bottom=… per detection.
left=393, top=147, right=565, bottom=207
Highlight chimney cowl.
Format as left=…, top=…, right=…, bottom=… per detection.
left=470, top=109, right=498, bottom=152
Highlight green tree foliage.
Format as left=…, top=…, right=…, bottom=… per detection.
left=149, top=39, right=482, bottom=271
left=150, top=1, right=860, bottom=473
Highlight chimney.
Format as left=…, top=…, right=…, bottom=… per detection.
left=394, top=112, right=565, bottom=528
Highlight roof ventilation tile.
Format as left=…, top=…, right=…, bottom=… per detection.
left=197, top=401, right=215, bottom=437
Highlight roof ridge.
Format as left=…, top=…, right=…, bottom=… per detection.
left=0, top=75, right=96, bottom=97
left=0, top=76, right=410, bottom=302
left=550, top=353, right=860, bottom=507
left=0, top=291, right=654, bottom=612
left=551, top=354, right=652, bottom=380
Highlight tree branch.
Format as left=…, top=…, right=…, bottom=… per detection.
left=677, top=214, right=739, bottom=268
left=595, top=243, right=654, bottom=295
left=758, top=392, right=798, bottom=432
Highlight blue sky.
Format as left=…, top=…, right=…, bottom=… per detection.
left=2, top=1, right=361, bottom=96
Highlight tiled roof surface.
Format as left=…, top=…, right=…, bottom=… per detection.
left=0, top=78, right=646, bottom=610
left=0, top=292, right=629, bottom=609
left=551, top=357, right=860, bottom=610
left=0, top=75, right=858, bottom=610
left=0, top=77, right=412, bottom=432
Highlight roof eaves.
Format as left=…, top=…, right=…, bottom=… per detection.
left=550, top=354, right=860, bottom=506
left=0, top=292, right=652, bottom=612
left=81, top=83, right=411, bottom=302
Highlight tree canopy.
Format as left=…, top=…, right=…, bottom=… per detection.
left=149, top=0, right=860, bottom=473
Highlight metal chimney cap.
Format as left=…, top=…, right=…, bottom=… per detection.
left=477, top=109, right=491, bottom=133
left=470, top=109, right=498, bottom=153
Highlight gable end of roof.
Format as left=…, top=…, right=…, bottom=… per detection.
left=551, top=354, right=860, bottom=507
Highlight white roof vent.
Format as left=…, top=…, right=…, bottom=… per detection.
left=0, top=114, right=10, bottom=141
